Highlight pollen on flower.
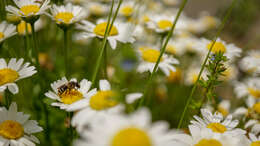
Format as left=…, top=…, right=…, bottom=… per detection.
left=251, top=141, right=260, bottom=146
left=20, top=5, right=40, bottom=16
left=120, top=6, right=134, bottom=17
left=253, top=102, right=260, bottom=114
left=17, top=21, right=32, bottom=35
left=0, top=69, right=19, bottom=86
left=195, top=139, right=222, bottom=146
left=0, top=32, right=4, bottom=39
left=0, top=120, right=24, bottom=139
left=93, top=22, right=118, bottom=37
left=207, top=42, right=226, bottom=53
left=55, top=12, right=74, bottom=24
left=89, top=90, right=118, bottom=110
left=141, top=48, right=163, bottom=63
left=207, top=123, right=227, bottom=133
left=157, top=20, right=173, bottom=30
left=248, top=88, right=260, bottom=99
left=60, top=89, right=83, bottom=104
left=111, top=127, right=152, bottom=146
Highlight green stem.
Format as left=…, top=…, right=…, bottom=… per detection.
left=4, top=90, right=11, bottom=108
left=30, top=22, right=40, bottom=70
left=177, top=0, right=238, bottom=129
left=138, top=0, right=189, bottom=107
left=63, top=28, right=69, bottom=77
left=104, top=45, right=108, bottom=78
left=91, top=0, right=121, bottom=85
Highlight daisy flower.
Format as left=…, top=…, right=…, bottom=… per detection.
left=191, top=108, right=245, bottom=136
left=6, top=0, right=50, bottom=22
left=246, top=133, right=260, bottom=146
left=45, top=77, right=97, bottom=111
left=137, top=46, right=179, bottom=76
left=76, top=19, right=135, bottom=49
left=50, top=3, right=86, bottom=27
left=234, top=78, right=260, bottom=99
left=174, top=125, right=247, bottom=146
left=0, top=58, right=37, bottom=94
left=17, top=19, right=45, bottom=36
left=0, top=21, right=16, bottom=44
left=70, top=80, right=125, bottom=132
left=197, top=38, right=242, bottom=61
left=146, top=14, right=187, bottom=33
left=184, top=65, right=207, bottom=85
left=239, top=50, right=260, bottom=76
left=233, top=97, right=260, bottom=134
left=74, top=108, right=184, bottom=146
left=0, top=102, right=43, bottom=145
left=119, top=1, right=135, bottom=17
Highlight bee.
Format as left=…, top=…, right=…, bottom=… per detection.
left=58, top=81, right=80, bottom=96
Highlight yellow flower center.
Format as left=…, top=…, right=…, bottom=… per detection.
left=0, top=69, right=19, bottom=86
left=195, top=139, right=222, bottom=146
left=120, top=6, right=133, bottom=17
left=217, top=106, right=228, bottom=117
left=55, top=12, right=74, bottom=24
left=17, top=21, right=32, bottom=35
left=253, top=102, right=260, bottom=114
left=111, top=127, right=152, bottom=146
left=203, top=16, right=217, bottom=29
left=0, top=32, right=4, bottom=39
left=207, top=123, right=227, bottom=133
left=89, top=91, right=118, bottom=110
left=60, top=89, right=83, bottom=104
left=251, top=141, right=260, bottom=146
left=166, top=44, right=177, bottom=54
left=141, top=48, right=163, bottom=63
left=248, top=88, right=260, bottom=99
left=143, top=15, right=150, bottom=22
left=20, top=5, right=40, bottom=16
left=93, top=22, right=119, bottom=37
left=192, top=74, right=199, bottom=84
left=157, top=20, right=172, bottom=30
left=168, top=69, right=182, bottom=82
left=207, top=42, right=226, bottom=53
left=0, top=120, right=24, bottom=139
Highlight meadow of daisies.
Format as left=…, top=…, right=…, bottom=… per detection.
left=0, top=0, right=260, bottom=145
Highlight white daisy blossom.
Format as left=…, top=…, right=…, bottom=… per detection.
left=119, top=0, right=135, bottom=17
left=233, top=97, right=260, bottom=134
left=137, top=46, right=179, bottom=76
left=246, top=133, right=260, bottom=146
left=0, top=21, right=16, bottom=43
left=0, top=58, right=37, bottom=94
left=0, top=103, right=43, bottom=146
left=45, top=77, right=96, bottom=111
left=125, top=93, right=143, bottom=104
left=6, top=0, right=50, bottom=18
left=50, top=3, right=87, bottom=25
left=239, top=50, right=260, bottom=75
left=86, top=2, right=109, bottom=16
left=234, top=77, right=260, bottom=99
left=74, top=108, right=185, bottom=146
left=146, top=14, right=188, bottom=33
left=70, top=80, right=125, bottom=133
left=191, top=108, right=246, bottom=136
left=173, top=125, right=247, bottom=146
left=76, top=19, right=135, bottom=49
left=184, top=65, right=207, bottom=85
left=198, top=38, right=242, bottom=61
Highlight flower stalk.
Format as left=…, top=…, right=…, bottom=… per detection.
left=138, top=0, right=189, bottom=107
left=177, top=0, right=238, bottom=129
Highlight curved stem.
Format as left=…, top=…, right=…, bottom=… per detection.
left=138, top=0, right=189, bottom=107
left=177, top=0, right=238, bottom=129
